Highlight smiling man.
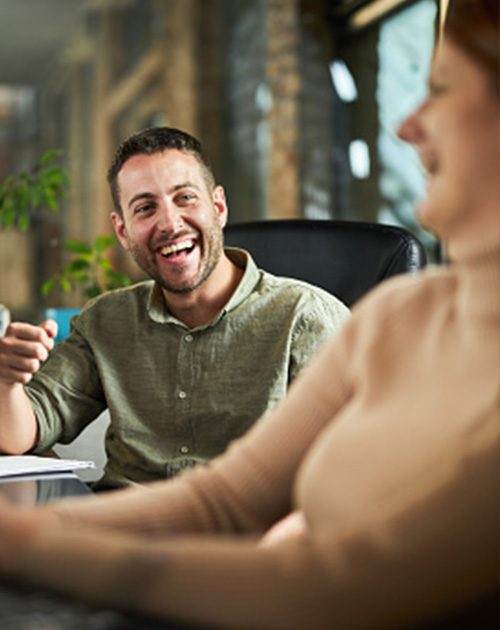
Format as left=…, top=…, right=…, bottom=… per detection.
left=109, top=141, right=242, bottom=329
left=0, top=127, right=349, bottom=489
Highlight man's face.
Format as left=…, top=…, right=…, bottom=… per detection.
left=111, top=150, right=228, bottom=294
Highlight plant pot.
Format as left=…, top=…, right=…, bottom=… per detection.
left=44, top=308, right=80, bottom=344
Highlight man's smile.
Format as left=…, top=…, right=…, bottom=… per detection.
left=159, top=238, right=197, bottom=258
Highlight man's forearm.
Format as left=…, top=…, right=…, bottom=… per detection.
left=0, top=383, right=38, bottom=453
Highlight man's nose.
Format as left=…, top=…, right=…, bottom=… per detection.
left=157, top=200, right=182, bottom=234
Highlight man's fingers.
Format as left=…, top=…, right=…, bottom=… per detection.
left=7, top=322, right=47, bottom=341
left=6, top=322, right=56, bottom=351
left=0, top=364, right=35, bottom=385
left=0, top=321, right=58, bottom=385
left=40, top=319, right=58, bottom=341
left=0, top=335, right=50, bottom=361
left=0, top=339, right=43, bottom=383
left=1, top=350, right=42, bottom=373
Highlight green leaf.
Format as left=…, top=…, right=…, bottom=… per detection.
left=85, top=284, right=101, bottom=299
left=0, top=148, right=69, bottom=231
left=11, top=188, right=27, bottom=214
left=105, top=270, right=130, bottom=284
left=41, top=232, right=131, bottom=299
left=40, top=277, right=56, bottom=296
left=99, top=257, right=113, bottom=271
left=18, top=213, right=30, bottom=231
left=67, top=259, right=91, bottom=273
left=60, top=277, right=73, bottom=292
left=0, top=205, right=15, bottom=228
left=29, top=187, right=41, bottom=210
left=45, top=193, right=58, bottom=210
left=1, top=174, right=14, bottom=188
left=39, top=149, right=62, bottom=166
left=64, top=240, right=92, bottom=254
left=95, top=234, right=116, bottom=253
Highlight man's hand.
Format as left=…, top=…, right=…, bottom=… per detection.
left=0, top=320, right=58, bottom=386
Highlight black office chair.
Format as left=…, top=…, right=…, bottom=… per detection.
left=225, top=219, right=427, bottom=307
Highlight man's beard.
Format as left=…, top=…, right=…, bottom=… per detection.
left=128, top=222, right=224, bottom=294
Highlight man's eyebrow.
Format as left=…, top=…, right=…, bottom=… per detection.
left=170, top=181, right=202, bottom=193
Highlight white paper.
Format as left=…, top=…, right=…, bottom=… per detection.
left=0, top=455, right=96, bottom=478
left=0, top=304, right=10, bottom=337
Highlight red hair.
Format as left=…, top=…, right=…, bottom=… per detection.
left=444, top=0, right=499, bottom=93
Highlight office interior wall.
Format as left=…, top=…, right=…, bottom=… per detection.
left=0, top=0, right=440, bottom=318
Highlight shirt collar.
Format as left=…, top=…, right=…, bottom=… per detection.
left=146, top=247, right=260, bottom=329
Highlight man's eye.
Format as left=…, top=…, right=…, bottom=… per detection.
left=134, top=203, right=154, bottom=215
left=176, top=193, right=197, bottom=204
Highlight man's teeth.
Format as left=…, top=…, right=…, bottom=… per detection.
left=160, top=240, right=194, bottom=256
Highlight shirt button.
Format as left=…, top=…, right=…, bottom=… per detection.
left=184, top=334, right=193, bottom=342
left=178, top=390, right=187, bottom=399
left=180, top=445, right=189, bottom=454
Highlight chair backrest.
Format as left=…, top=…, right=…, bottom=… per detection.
left=225, top=219, right=427, bottom=307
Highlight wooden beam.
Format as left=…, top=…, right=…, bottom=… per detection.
left=104, top=43, right=165, bottom=119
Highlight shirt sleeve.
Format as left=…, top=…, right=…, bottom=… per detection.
left=289, top=288, right=350, bottom=382
left=25, top=323, right=106, bottom=452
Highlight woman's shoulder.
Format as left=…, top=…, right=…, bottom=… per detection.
left=352, top=265, right=456, bottom=322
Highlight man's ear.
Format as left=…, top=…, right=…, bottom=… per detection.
left=111, top=212, right=130, bottom=251
left=213, top=186, right=228, bottom=228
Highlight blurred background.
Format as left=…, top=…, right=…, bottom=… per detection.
left=0, top=0, right=444, bottom=321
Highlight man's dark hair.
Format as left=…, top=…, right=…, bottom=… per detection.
left=107, top=127, right=216, bottom=214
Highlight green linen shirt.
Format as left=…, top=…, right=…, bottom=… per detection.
left=27, top=248, right=349, bottom=488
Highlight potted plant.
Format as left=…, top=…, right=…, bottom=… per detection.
left=0, top=149, right=69, bottom=230
left=0, top=149, right=131, bottom=341
left=41, top=235, right=131, bottom=342
left=41, top=234, right=131, bottom=300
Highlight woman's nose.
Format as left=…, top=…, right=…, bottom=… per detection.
left=397, top=103, right=426, bottom=145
